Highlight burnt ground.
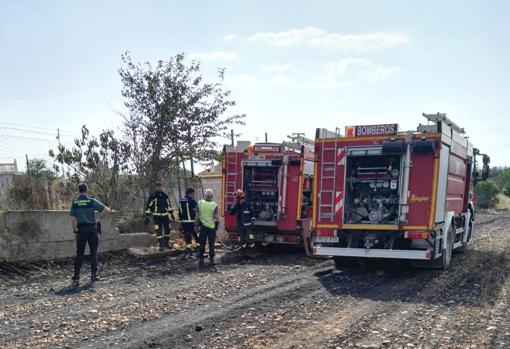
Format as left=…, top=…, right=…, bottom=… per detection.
left=1, top=211, right=510, bottom=349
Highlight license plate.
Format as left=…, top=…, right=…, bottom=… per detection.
left=313, top=236, right=339, bottom=243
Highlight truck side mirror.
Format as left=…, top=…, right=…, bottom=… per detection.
left=482, top=164, right=490, bottom=181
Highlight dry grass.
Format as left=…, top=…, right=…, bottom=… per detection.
left=496, top=193, right=510, bottom=210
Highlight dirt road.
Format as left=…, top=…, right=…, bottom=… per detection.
left=1, top=211, right=510, bottom=349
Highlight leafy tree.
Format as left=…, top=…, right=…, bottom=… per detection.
left=118, top=52, right=245, bottom=194
left=49, top=126, right=130, bottom=208
left=26, top=158, right=53, bottom=179
left=501, top=168, right=510, bottom=196
left=475, top=180, right=500, bottom=209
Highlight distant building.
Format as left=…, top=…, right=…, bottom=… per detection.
left=197, top=162, right=222, bottom=199
left=0, top=160, right=20, bottom=174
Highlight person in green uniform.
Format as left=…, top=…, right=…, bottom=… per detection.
left=195, top=189, right=220, bottom=268
left=70, top=183, right=110, bottom=286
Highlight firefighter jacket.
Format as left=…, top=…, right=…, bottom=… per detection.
left=228, top=199, right=253, bottom=227
left=179, top=196, right=197, bottom=223
left=146, top=191, right=172, bottom=216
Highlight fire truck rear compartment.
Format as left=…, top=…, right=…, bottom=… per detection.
left=243, top=164, right=279, bottom=224
left=344, top=151, right=402, bottom=225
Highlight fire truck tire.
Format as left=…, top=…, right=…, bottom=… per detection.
left=454, top=222, right=472, bottom=254
left=431, top=223, right=454, bottom=269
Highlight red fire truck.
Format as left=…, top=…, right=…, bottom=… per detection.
left=221, top=137, right=314, bottom=246
left=309, top=113, right=490, bottom=269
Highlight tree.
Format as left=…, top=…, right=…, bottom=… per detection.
left=118, top=52, right=245, bottom=195
left=501, top=168, right=510, bottom=196
left=475, top=180, right=500, bottom=209
left=26, top=158, right=53, bottom=179
left=49, top=126, right=130, bottom=208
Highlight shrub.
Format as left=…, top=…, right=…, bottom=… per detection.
left=475, top=180, right=500, bottom=209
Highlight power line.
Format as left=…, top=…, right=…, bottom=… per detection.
left=0, top=121, right=79, bottom=136
left=0, top=126, right=78, bottom=138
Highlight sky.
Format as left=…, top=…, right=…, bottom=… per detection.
left=1, top=0, right=510, bottom=168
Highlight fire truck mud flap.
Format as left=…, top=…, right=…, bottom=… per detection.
left=314, top=246, right=432, bottom=260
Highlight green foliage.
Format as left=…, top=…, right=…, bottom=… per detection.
left=49, top=126, right=131, bottom=208
left=119, top=52, right=245, bottom=192
left=501, top=169, right=510, bottom=196
left=26, top=159, right=54, bottom=179
left=475, top=180, right=500, bottom=209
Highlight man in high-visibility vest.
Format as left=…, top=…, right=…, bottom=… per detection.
left=179, top=188, right=199, bottom=257
left=195, top=188, right=220, bottom=268
left=145, top=182, right=174, bottom=251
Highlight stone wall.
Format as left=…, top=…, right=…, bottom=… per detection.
left=0, top=210, right=155, bottom=262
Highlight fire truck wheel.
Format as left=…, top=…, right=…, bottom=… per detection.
left=431, top=223, right=454, bottom=269
left=454, top=223, right=472, bottom=254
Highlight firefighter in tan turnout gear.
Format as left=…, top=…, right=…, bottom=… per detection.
left=145, top=182, right=174, bottom=251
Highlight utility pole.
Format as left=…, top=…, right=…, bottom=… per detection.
left=57, top=128, right=64, bottom=178
left=265, top=132, right=268, bottom=142
left=25, top=154, right=30, bottom=177
left=230, top=129, right=234, bottom=146
left=188, top=128, right=195, bottom=177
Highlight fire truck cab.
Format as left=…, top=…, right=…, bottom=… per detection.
left=222, top=138, right=314, bottom=246
left=310, top=113, right=490, bottom=269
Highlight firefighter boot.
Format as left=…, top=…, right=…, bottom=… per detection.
left=163, top=236, right=171, bottom=250
left=209, top=256, right=216, bottom=267
left=91, top=272, right=100, bottom=284
left=71, top=275, right=80, bottom=287
left=198, top=257, right=206, bottom=268
left=158, top=238, right=164, bottom=252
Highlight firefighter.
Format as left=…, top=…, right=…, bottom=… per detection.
left=179, top=187, right=199, bottom=257
left=195, top=188, right=220, bottom=268
left=145, top=182, right=174, bottom=251
left=70, top=183, right=110, bottom=286
left=228, top=189, right=253, bottom=257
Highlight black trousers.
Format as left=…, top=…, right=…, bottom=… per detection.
left=198, top=226, right=216, bottom=259
left=153, top=215, right=171, bottom=247
left=182, top=222, right=199, bottom=249
left=73, top=224, right=99, bottom=279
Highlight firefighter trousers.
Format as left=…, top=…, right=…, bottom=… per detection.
left=182, top=222, right=199, bottom=251
left=198, top=226, right=216, bottom=260
left=237, top=224, right=251, bottom=255
left=153, top=216, right=171, bottom=248
left=73, top=224, right=99, bottom=280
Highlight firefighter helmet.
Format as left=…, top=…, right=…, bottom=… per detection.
left=235, top=189, right=245, bottom=198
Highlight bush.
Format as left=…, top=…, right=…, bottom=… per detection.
left=475, top=180, right=500, bottom=209
left=501, top=169, right=510, bottom=196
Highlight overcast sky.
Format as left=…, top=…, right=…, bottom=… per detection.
left=1, top=0, right=509, bottom=167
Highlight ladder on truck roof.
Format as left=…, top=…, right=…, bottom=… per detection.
left=318, top=138, right=340, bottom=221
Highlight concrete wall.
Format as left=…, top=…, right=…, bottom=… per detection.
left=0, top=210, right=155, bottom=262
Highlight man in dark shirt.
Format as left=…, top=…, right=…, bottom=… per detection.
left=70, top=183, right=110, bottom=286
left=179, top=188, right=199, bottom=257
left=146, top=182, right=174, bottom=251
left=228, top=189, right=253, bottom=257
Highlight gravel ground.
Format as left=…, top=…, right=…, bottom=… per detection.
left=1, top=211, right=509, bottom=349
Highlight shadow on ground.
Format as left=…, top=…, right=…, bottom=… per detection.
left=315, top=248, right=510, bottom=307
